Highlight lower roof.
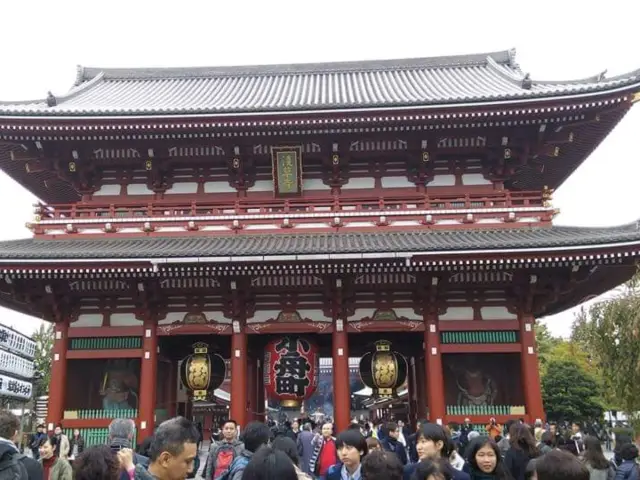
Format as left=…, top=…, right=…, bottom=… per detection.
left=0, top=222, right=639, bottom=261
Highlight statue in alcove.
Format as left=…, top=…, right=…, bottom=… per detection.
left=100, top=359, right=140, bottom=410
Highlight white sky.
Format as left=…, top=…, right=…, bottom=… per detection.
left=0, top=0, right=638, bottom=338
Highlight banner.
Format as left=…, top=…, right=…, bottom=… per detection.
left=271, top=146, right=303, bottom=196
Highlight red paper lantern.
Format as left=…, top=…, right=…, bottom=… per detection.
left=264, top=336, right=319, bottom=408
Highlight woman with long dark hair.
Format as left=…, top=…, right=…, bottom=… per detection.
left=504, top=424, right=539, bottom=480
left=465, top=437, right=511, bottom=480
left=581, top=436, right=614, bottom=480
left=403, top=423, right=470, bottom=480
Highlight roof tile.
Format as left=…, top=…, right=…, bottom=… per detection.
left=2, top=50, right=639, bottom=116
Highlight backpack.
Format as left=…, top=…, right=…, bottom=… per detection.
left=0, top=452, right=28, bottom=480
left=212, top=444, right=238, bottom=480
left=216, top=455, right=249, bottom=480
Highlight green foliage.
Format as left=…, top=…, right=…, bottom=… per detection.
left=32, top=323, right=54, bottom=398
left=541, top=359, right=604, bottom=422
left=571, top=274, right=640, bottom=420
left=535, top=322, right=561, bottom=372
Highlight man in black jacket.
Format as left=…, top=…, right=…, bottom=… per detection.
left=0, top=409, right=43, bottom=480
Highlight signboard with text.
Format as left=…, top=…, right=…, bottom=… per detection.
left=271, top=146, right=303, bottom=196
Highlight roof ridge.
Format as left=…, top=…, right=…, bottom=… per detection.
left=77, top=49, right=516, bottom=83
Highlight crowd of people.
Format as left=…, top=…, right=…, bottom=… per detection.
left=1, top=409, right=638, bottom=480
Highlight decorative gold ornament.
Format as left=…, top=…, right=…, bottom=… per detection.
left=332, top=154, right=339, bottom=165
left=422, top=152, right=430, bottom=162
left=232, top=158, right=241, bottom=169
left=542, top=185, right=555, bottom=208
left=504, top=148, right=512, bottom=160
left=68, top=161, right=76, bottom=172
left=145, top=159, right=153, bottom=171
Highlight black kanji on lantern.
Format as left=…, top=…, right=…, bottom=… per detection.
left=0, top=329, right=8, bottom=343
left=273, top=337, right=311, bottom=396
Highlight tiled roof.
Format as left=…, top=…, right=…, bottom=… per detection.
left=1, top=222, right=639, bottom=260
left=1, top=49, right=639, bottom=116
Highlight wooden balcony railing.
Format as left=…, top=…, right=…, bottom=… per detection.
left=34, top=191, right=545, bottom=221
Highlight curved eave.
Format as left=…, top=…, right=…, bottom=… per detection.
left=0, top=72, right=639, bottom=119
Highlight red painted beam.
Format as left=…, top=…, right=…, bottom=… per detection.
left=68, top=327, right=143, bottom=338
left=67, top=349, right=143, bottom=359
left=440, top=343, right=521, bottom=354
left=61, top=418, right=118, bottom=429
left=439, top=321, right=519, bottom=331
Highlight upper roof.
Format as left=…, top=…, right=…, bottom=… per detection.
left=0, top=220, right=638, bottom=260
left=1, top=49, right=639, bottom=117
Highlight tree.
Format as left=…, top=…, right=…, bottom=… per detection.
left=32, top=323, right=54, bottom=398
left=542, top=359, right=604, bottom=422
left=572, top=274, right=640, bottom=422
left=535, top=322, right=562, bottom=373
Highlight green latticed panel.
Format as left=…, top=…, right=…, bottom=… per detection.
left=446, top=405, right=526, bottom=415
left=440, top=331, right=518, bottom=344
left=63, top=428, right=137, bottom=447
left=64, top=409, right=138, bottom=419
left=69, top=337, right=142, bottom=350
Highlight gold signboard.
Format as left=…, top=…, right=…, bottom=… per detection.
left=271, top=146, right=303, bottom=196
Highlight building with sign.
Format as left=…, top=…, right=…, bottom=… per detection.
left=0, top=325, right=36, bottom=402
left=0, top=49, right=639, bottom=442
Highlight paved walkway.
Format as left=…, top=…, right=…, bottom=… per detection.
left=194, top=441, right=211, bottom=479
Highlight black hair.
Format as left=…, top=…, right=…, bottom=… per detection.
left=242, top=421, right=272, bottom=453
left=271, top=436, right=299, bottom=466
left=223, top=419, right=238, bottom=427
left=380, top=422, right=399, bottom=438
left=411, top=458, right=451, bottom=480
left=148, top=416, right=199, bottom=462
left=336, top=429, right=368, bottom=458
left=73, top=445, right=120, bottom=480
left=46, top=435, right=60, bottom=450
left=361, top=449, right=403, bottom=480
left=535, top=450, right=589, bottom=480
left=582, top=435, right=610, bottom=470
left=540, top=431, right=553, bottom=447
left=0, top=410, right=19, bottom=440
left=242, top=445, right=297, bottom=480
left=466, top=437, right=510, bottom=480
left=136, top=435, right=154, bottom=457
left=620, top=443, right=639, bottom=461
left=417, top=423, right=452, bottom=457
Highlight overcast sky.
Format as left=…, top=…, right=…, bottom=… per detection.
left=0, top=0, right=638, bottom=338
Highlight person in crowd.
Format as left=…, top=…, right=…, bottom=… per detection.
left=458, top=420, right=473, bottom=456
left=535, top=449, right=589, bottom=480
left=222, top=421, right=272, bottom=480
left=136, top=416, right=199, bottom=480
left=581, top=435, right=614, bottom=480
left=40, top=436, right=73, bottom=480
left=611, top=433, right=632, bottom=469
left=309, top=422, right=337, bottom=479
left=195, top=423, right=203, bottom=452
left=297, top=422, right=315, bottom=475
left=570, top=423, right=585, bottom=455
left=612, top=443, right=638, bottom=480
left=547, top=423, right=564, bottom=449
left=73, top=445, right=131, bottom=480
left=366, top=437, right=382, bottom=452
left=538, top=432, right=553, bottom=455
left=411, top=458, right=451, bottom=480
left=52, top=425, right=70, bottom=460
left=30, top=423, right=47, bottom=460
left=362, top=449, right=404, bottom=480
left=204, top=419, right=244, bottom=480
left=447, top=437, right=465, bottom=472
left=108, top=418, right=149, bottom=479
left=136, top=436, right=154, bottom=459
left=465, top=436, right=510, bottom=480
left=497, top=420, right=516, bottom=456
left=404, top=423, right=469, bottom=480
left=69, top=428, right=85, bottom=461
left=0, top=409, right=43, bottom=480
left=326, top=429, right=368, bottom=480
left=504, top=423, right=539, bottom=480
left=242, top=446, right=298, bottom=480
left=485, top=419, right=502, bottom=440
left=272, top=435, right=313, bottom=480
left=380, top=422, right=408, bottom=466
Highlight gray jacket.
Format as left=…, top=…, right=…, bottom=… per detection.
left=204, top=439, right=244, bottom=480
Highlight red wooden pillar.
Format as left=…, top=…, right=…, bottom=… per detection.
left=332, top=320, right=350, bottom=432
left=520, top=313, right=545, bottom=422
left=230, top=327, right=248, bottom=427
left=246, top=353, right=257, bottom=422
left=139, top=319, right=158, bottom=443
left=47, top=319, right=69, bottom=432
left=424, top=312, right=445, bottom=425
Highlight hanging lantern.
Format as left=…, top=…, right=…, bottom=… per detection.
left=180, top=342, right=226, bottom=402
left=359, top=340, right=408, bottom=399
left=264, top=336, right=319, bottom=408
